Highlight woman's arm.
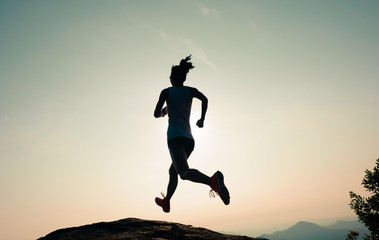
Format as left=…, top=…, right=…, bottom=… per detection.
left=154, top=89, right=168, bottom=118
left=191, top=88, right=208, bottom=128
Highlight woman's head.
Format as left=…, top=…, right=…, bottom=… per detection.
left=170, top=55, right=194, bottom=86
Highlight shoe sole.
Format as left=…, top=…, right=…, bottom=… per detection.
left=216, top=171, right=230, bottom=205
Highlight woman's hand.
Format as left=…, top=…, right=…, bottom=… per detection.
left=196, top=119, right=204, bottom=128
left=161, top=106, right=168, bottom=117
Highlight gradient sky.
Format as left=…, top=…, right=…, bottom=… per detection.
left=1, top=1, right=378, bottom=239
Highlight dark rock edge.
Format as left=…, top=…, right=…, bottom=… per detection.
left=38, top=217, right=257, bottom=240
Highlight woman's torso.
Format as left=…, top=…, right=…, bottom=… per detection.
left=166, top=86, right=193, bottom=140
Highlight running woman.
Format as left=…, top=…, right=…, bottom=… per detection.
left=154, top=55, right=230, bottom=213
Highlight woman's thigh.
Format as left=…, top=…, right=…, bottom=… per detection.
left=168, top=142, right=189, bottom=174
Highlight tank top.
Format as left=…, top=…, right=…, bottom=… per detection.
left=166, top=86, right=194, bottom=140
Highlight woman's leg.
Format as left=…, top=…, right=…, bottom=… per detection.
left=168, top=142, right=210, bottom=185
left=165, top=164, right=178, bottom=201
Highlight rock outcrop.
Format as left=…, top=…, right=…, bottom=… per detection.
left=38, top=218, right=256, bottom=240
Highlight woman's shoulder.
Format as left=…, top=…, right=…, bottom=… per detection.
left=186, top=86, right=200, bottom=95
left=159, top=88, right=169, bottom=98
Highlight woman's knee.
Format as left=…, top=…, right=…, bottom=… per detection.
left=178, top=170, right=190, bottom=180
left=169, top=165, right=178, bottom=176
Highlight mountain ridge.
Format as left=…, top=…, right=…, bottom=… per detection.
left=260, top=220, right=369, bottom=240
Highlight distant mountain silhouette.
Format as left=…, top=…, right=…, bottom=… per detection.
left=38, top=217, right=257, bottom=240
left=260, top=220, right=369, bottom=240
left=326, top=220, right=369, bottom=232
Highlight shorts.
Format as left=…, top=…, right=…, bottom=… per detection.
left=167, top=137, right=195, bottom=157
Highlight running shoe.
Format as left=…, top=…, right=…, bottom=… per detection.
left=210, top=171, right=230, bottom=205
left=155, top=192, right=170, bottom=213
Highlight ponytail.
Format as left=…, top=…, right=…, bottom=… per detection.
left=170, top=55, right=195, bottom=85
left=179, top=55, right=195, bottom=73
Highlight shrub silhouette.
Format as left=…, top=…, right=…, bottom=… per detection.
left=349, top=158, right=379, bottom=240
left=346, top=230, right=359, bottom=240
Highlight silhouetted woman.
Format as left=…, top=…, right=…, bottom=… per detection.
left=154, top=55, right=230, bottom=213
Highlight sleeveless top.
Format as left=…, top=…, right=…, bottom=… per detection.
left=166, top=86, right=196, bottom=140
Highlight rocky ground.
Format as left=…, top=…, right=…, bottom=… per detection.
left=38, top=217, right=257, bottom=240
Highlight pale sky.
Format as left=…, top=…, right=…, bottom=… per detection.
left=1, top=1, right=378, bottom=239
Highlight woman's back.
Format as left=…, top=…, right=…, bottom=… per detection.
left=167, top=86, right=193, bottom=140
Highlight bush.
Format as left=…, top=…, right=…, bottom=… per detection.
left=349, top=158, right=379, bottom=240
